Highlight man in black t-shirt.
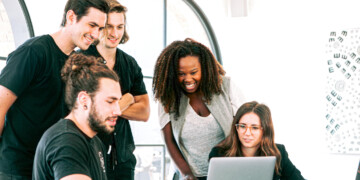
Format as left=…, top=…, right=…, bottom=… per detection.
left=0, top=0, right=109, bottom=179
left=80, top=1, right=150, bottom=179
left=33, top=53, right=122, bottom=180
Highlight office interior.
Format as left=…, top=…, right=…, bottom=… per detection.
left=0, top=0, right=359, bottom=179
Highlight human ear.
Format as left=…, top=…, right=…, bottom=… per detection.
left=66, top=10, right=77, bottom=26
left=77, top=91, right=91, bottom=110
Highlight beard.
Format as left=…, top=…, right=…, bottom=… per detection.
left=88, top=104, right=115, bottom=134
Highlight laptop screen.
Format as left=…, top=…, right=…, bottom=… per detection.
left=207, top=156, right=276, bottom=180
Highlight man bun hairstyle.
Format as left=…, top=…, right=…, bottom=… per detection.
left=61, top=53, right=119, bottom=110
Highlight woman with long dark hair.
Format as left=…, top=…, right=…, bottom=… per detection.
left=209, top=101, right=304, bottom=180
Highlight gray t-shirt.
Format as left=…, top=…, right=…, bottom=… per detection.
left=158, top=77, right=245, bottom=179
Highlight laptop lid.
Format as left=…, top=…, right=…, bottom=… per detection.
left=207, top=156, right=276, bottom=180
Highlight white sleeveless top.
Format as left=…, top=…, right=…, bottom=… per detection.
left=179, top=105, right=225, bottom=177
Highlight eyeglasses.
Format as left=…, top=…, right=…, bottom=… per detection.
left=235, top=124, right=262, bottom=134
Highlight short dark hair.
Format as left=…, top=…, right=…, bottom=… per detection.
left=60, top=0, right=109, bottom=27
left=61, top=53, right=119, bottom=110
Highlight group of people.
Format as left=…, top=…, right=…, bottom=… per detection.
left=0, top=0, right=148, bottom=179
left=0, top=0, right=305, bottom=180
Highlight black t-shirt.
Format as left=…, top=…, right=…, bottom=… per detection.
left=80, top=45, right=147, bottom=171
left=33, top=119, right=107, bottom=180
left=0, top=35, right=68, bottom=177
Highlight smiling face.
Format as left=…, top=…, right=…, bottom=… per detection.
left=177, top=56, right=202, bottom=94
left=237, top=112, right=263, bottom=151
left=100, top=12, right=125, bottom=49
left=71, top=7, right=107, bottom=50
left=88, top=78, right=122, bottom=134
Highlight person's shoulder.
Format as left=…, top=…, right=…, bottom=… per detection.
left=221, top=76, right=231, bottom=85
left=117, top=48, right=137, bottom=63
left=23, top=35, right=53, bottom=49
left=275, top=143, right=286, bottom=153
left=211, top=146, right=223, bottom=154
left=8, top=35, right=58, bottom=63
left=209, top=146, right=226, bottom=159
left=218, top=76, right=231, bottom=94
left=43, top=119, right=86, bottom=142
left=12, top=35, right=52, bottom=53
left=78, top=44, right=98, bottom=56
left=222, top=76, right=231, bottom=81
left=117, top=48, right=133, bottom=58
left=275, top=143, right=285, bottom=149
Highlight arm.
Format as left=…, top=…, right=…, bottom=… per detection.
left=162, top=123, right=197, bottom=180
left=61, top=174, right=92, bottom=180
left=0, top=85, right=17, bottom=135
left=119, top=93, right=150, bottom=122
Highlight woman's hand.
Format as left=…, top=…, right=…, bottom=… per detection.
left=183, top=173, right=198, bottom=180
left=162, top=123, right=197, bottom=180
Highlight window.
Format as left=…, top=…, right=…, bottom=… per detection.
left=167, top=0, right=210, bottom=48
left=4, top=0, right=220, bottom=179
left=0, top=0, right=15, bottom=63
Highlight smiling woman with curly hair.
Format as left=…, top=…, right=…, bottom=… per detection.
left=153, top=38, right=245, bottom=180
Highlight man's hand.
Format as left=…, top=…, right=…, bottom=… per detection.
left=118, top=93, right=149, bottom=121
left=118, top=93, right=135, bottom=112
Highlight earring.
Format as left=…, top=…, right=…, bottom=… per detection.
left=83, top=105, right=88, bottom=110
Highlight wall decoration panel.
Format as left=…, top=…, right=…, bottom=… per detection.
left=325, top=29, right=360, bottom=154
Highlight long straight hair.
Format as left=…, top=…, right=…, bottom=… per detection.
left=216, top=101, right=282, bottom=175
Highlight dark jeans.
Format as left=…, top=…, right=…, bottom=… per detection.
left=0, top=172, right=31, bottom=180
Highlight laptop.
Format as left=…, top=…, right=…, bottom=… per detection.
left=207, top=156, right=276, bottom=180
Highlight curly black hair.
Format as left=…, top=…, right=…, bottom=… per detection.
left=152, top=38, right=225, bottom=118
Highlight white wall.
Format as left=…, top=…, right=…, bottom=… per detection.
left=195, top=0, right=360, bottom=179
